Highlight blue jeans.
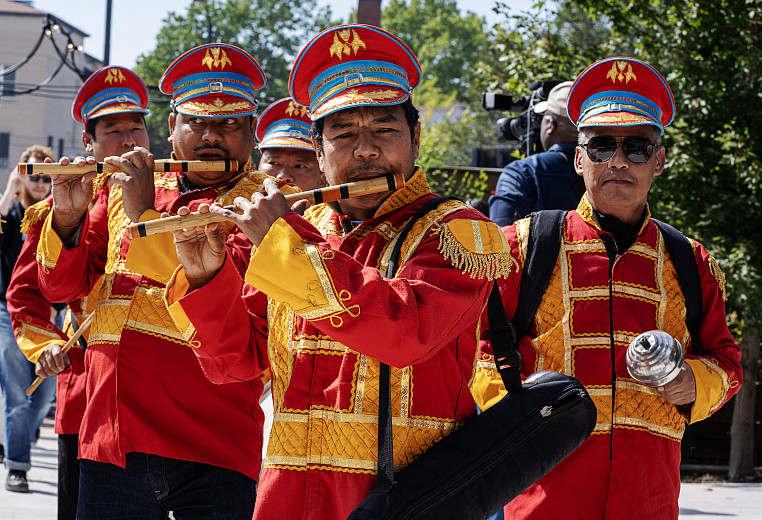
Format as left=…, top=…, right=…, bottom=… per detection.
left=78, top=453, right=257, bottom=519
left=0, top=301, right=56, bottom=471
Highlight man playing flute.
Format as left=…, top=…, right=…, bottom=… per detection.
left=162, top=25, right=514, bottom=519
left=35, top=46, right=295, bottom=519
left=6, top=66, right=148, bottom=516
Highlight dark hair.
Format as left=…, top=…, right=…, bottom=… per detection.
left=310, top=99, right=420, bottom=153
left=85, top=114, right=147, bottom=141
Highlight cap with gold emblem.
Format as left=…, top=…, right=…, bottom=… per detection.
left=72, top=66, right=149, bottom=124
left=567, top=57, right=674, bottom=134
left=289, top=24, right=421, bottom=120
left=159, top=43, right=266, bottom=118
left=256, top=97, right=314, bottom=151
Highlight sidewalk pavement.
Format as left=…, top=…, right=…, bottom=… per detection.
left=2, top=418, right=761, bottom=519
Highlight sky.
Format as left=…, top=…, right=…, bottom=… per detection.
left=28, top=0, right=532, bottom=68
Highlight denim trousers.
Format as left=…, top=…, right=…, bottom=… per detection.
left=78, top=453, right=257, bottom=519
left=0, top=301, right=56, bottom=471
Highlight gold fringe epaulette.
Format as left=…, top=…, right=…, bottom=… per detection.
left=92, top=172, right=110, bottom=196
left=708, top=255, right=727, bottom=301
left=20, top=200, right=52, bottom=234
left=436, top=219, right=517, bottom=280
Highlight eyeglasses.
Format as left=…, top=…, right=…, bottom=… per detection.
left=579, top=136, right=657, bottom=164
left=27, top=175, right=52, bottom=183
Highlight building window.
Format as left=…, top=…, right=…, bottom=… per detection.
left=0, top=132, right=9, bottom=169
left=1, top=67, right=16, bottom=100
left=47, top=135, right=54, bottom=149
left=58, top=138, right=64, bottom=160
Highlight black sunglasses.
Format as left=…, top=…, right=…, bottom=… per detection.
left=579, top=136, right=657, bottom=164
left=28, top=175, right=52, bottom=183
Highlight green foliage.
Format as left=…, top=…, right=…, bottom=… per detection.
left=417, top=107, right=495, bottom=199
left=133, top=0, right=337, bottom=157
left=482, top=0, right=762, bottom=330
left=573, top=0, right=762, bottom=329
left=381, top=0, right=489, bottom=105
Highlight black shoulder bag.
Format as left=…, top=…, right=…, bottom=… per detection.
left=348, top=204, right=597, bottom=520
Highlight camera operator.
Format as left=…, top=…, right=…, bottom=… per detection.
left=488, top=81, right=584, bottom=226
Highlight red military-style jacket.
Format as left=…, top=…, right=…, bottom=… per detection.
left=35, top=164, right=295, bottom=480
left=7, top=198, right=90, bottom=435
left=164, top=169, right=515, bottom=519
left=471, top=196, right=742, bottom=520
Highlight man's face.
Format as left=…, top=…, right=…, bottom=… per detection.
left=316, top=104, right=420, bottom=220
left=575, top=124, right=665, bottom=224
left=168, top=113, right=256, bottom=187
left=258, top=148, right=324, bottom=191
left=22, top=156, right=51, bottom=202
left=83, top=113, right=149, bottom=161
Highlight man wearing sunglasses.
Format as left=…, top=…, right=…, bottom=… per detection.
left=472, top=57, right=741, bottom=519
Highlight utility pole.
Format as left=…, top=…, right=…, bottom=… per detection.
left=194, top=0, right=214, bottom=43
left=103, top=0, right=113, bottom=65
left=357, top=0, right=382, bottom=27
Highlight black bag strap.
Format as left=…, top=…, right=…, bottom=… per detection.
left=487, top=210, right=566, bottom=393
left=373, top=195, right=458, bottom=493
left=511, top=210, right=567, bottom=339
left=651, top=218, right=702, bottom=338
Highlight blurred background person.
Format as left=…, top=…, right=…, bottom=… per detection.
left=489, top=81, right=584, bottom=226
left=0, top=145, right=57, bottom=493
left=256, top=97, right=325, bottom=191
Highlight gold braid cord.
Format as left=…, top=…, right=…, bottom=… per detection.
left=708, top=255, right=727, bottom=302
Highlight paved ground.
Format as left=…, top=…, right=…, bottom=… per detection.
left=2, top=419, right=760, bottom=518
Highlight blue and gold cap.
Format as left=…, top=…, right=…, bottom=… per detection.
left=567, top=57, right=674, bottom=134
left=256, top=98, right=314, bottom=151
left=159, top=43, right=266, bottom=118
left=289, top=24, right=421, bottom=120
left=72, top=66, right=149, bottom=124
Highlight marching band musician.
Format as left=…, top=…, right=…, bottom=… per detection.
left=34, top=48, right=294, bottom=519
left=162, top=25, right=513, bottom=519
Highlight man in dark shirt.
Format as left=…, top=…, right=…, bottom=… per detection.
left=489, top=81, right=584, bottom=225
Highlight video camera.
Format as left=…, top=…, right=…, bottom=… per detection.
left=482, top=80, right=563, bottom=156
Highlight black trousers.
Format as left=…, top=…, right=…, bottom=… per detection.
left=58, top=434, right=79, bottom=520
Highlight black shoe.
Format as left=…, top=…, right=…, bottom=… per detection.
left=6, top=470, right=29, bottom=493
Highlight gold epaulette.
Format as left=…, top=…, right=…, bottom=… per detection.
left=92, top=172, right=110, bottom=195
left=708, top=255, right=727, bottom=301
left=20, top=200, right=52, bottom=234
left=437, top=218, right=517, bottom=280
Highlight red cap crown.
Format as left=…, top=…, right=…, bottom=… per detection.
left=159, top=44, right=266, bottom=118
left=72, top=66, right=149, bottom=124
left=289, top=25, right=421, bottom=120
left=567, top=57, right=674, bottom=134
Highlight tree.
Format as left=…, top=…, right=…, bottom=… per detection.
left=381, top=0, right=490, bottom=105
left=481, top=0, right=762, bottom=478
left=133, top=0, right=337, bottom=157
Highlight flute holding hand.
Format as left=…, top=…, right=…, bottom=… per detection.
left=50, top=147, right=158, bottom=238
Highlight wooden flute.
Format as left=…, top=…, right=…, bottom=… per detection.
left=17, top=159, right=239, bottom=176
left=127, top=173, right=406, bottom=239
left=25, top=311, right=95, bottom=396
